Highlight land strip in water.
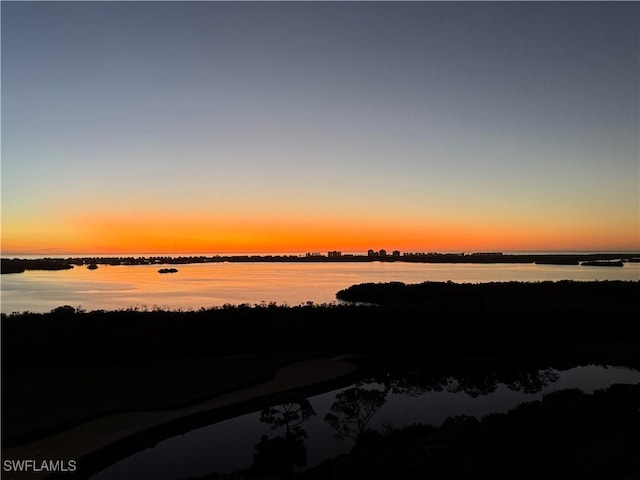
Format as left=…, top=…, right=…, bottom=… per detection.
left=2, top=252, right=639, bottom=273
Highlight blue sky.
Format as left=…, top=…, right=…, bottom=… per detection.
left=2, top=1, right=639, bottom=254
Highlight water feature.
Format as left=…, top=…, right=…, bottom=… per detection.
left=90, top=364, right=640, bottom=480
left=2, top=261, right=638, bottom=314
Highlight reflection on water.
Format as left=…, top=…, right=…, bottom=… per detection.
left=249, top=396, right=316, bottom=478
left=89, top=365, right=640, bottom=480
left=3, top=262, right=639, bottom=313
left=325, top=387, right=387, bottom=440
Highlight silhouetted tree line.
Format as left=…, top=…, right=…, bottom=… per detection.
left=336, top=279, right=640, bottom=305
left=3, top=253, right=639, bottom=274
left=1, top=258, right=74, bottom=274
left=3, top=281, right=639, bottom=371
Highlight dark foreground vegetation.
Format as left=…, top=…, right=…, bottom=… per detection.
left=3, top=281, right=639, bottom=439
left=4, top=281, right=639, bottom=372
left=3, top=281, right=639, bottom=478
left=336, top=278, right=640, bottom=306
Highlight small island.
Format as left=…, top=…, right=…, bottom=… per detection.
left=581, top=260, right=624, bottom=267
left=158, top=268, right=179, bottom=274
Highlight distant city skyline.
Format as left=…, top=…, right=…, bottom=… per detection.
left=2, top=1, right=638, bottom=255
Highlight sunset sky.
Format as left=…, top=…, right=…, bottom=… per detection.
left=2, top=1, right=639, bottom=255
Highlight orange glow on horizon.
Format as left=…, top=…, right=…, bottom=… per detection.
left=2, top=210, right=638, bottom=255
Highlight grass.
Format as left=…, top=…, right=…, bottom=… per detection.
left=2, top=354, right=308, bottom=446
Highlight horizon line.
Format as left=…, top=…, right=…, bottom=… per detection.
left=3, top=249, right=640, bottom=259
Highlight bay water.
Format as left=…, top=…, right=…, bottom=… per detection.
left=2, top=261, right=639, bottom=314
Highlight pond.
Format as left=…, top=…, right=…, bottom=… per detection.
left=89, top=364, right=640, bottom=480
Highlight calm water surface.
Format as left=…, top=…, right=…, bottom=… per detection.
left=2, top=262, right=639, bottom=313
left=90, top=365, right=640, bottom=480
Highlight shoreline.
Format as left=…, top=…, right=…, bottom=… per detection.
left=2, top=252, right=639, bottom=274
